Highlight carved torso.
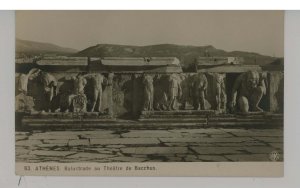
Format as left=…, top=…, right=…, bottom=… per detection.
left=73, top=76, right=87, bottom=95
left=91, top=74, right=104, bottom=90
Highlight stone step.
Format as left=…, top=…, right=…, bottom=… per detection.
left=138, top=118, right=207, bottom=123
left=141, top=110, right=215, bottom=116
left=140, top=114, right=207, bottom=119
left=25, top=122, right=207, bottom=129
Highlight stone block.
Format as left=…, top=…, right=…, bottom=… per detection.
left=68, top=139, right=90, bottom=146
left=121, top=130, right=181, bottom=138
left=90, top=138, right=160, bottom=145
left=254, top=137, right=283, bottom=143
left=197, top=155, right=229, bottom=162
left=121, top=147, right=188, bottom=155
left=245, top=146, right=278, bottom=154
left=16, top=140, right=43, bottom=147
left=190, top=146, right=244, bottom=155
left=29, top=150, right=76, bottom=157
left=66, top=152, right=115, bottom=159
left=109, top=156, right=146, bottom=162
left=43, top=139, right=69, bottom=144
left=160, top=137, right=254, bottom=143
left=225, top=154, right=271, bottom=161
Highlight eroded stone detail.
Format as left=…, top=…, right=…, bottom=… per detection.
left=192, top=73, right=208, bottom=110
left=230, top=71, right=266, bottom=113
left=142, top=74, right=154, bottom=111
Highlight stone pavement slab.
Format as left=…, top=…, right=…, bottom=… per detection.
left=90, top=138, right=160, bottom=145
left=121, top=147, right=188, bottom=155
left=225, top=154, right=272, bottom=161
left=190, top=146, right=244, bottom=155
left=68, top=139, right=90, bottom=146
left=197, top=155, right=229, bottom=162
left=121, top=130, right=182, bottom=138
left=15, top=127, right=284, bottom=162
left=66, top=152, right=115, bottom=159
left=29, top=150, right=76, bottom=157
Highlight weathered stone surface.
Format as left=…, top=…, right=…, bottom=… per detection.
left=80, top=130, right=119, bottom=139
left=184, top=155, right=199, bottom=162
left=121, top=147, right=188, bottom=155
left=15, top=128, right=284, bottom=163
left=190, top=146, right=244, bottom=155
left=159, top=138, right=204, bottom=143
left=66, top=152, right=114, bottom=159
left=269, top=143, right=283, bottom=149
left=43, top=139, right=69, bottom=144
left=105, top=145, right=126, bottom=148
left=37, top=143, right=68, bottom=147
left=253, top=137, right=283, bottom=143
left=15, top=147, right=29, bottom=155
left=68, top=139, right=90, bottom=146
left=229, top=130, right=283, bottom=137
left=201, top=137, right=255, bottom=143
left=16, top=140, right=43, bottom=146
left=244, top=146, right=277, bottom=154
left=29, top=133, right=78, bottom=140
left=15, top=132, right=30, bottom=135
left=182, top=133, right=209, bottom=138
left=121, top=130, right=181, bottom=138
left=163, top=142, right=189, bottom=147
left=29, top=150, right=76, bottom=157
left=214, top=141, right=266, bottom=147
left=109, top=156, right=146, bottom=162
left=209, top=133, right=234, bottom=138
left=225, top=154, right=271, bottom=161
left=197, top=155, right=229, bottom=162
left=166, top=156, right=182, bottom=161
left=90, top=138, right=160, bottom=145
left=169, top=128, right=227, bottom=134
left=160, top=137, right=254, bottom=143
left=86, top=148, right=114, bottom=154
left=15, top=135, right=29, bottom=141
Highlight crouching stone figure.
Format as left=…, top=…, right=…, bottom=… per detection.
left=230, top=71, right=267, bottom=113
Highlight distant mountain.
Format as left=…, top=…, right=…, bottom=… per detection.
left=16, top=39, right=78, bottom=57
left=74, top=43, right=280, bottom=67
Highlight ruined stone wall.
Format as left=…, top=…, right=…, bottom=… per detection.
left=269, top=72, right=284, bottom=112
left=15, top=70, right=284, bottom=117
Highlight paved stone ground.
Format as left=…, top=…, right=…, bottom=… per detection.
left=15, top=128, right=283, bottom=163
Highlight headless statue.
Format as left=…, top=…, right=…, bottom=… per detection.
left=192, top=73, right=208, bottom=110
left=143, top=74, right=154, bottom=111
left=168, top=73, right=182, bottom=111
left=230, top=71, right=266, bottom=113
left=84, top=73, right=105, bottom=112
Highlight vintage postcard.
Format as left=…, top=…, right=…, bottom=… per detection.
left=15, top=10, right=284, bottom=176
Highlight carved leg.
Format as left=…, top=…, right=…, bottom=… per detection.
left=143, top=93, right=150, bottom=111
left=250, top=86, right=264, bottom=112
left=238, top=96, right=249, bottom=113
left=216, top=95, right=221, bottom=111
left=199, top=90, right=205, bottom=110
left=193, top=90, right=199, bottom=110
left=91, top=89, right=99, bottom=112
left=150, top=93, right=153, bottom=111
left=168, top=97, right=175, bottom=110
left=221, top=92, right=227, bottom=111
left=97, top=90, right=103, bottom=112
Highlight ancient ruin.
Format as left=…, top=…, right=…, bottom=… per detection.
left=15, top=56, right=284, bottom=128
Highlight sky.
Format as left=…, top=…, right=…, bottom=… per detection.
left=16, top=10, right=284, bottom=57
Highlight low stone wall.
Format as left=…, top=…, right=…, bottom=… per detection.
left=15, top=70, right=284, bottom=118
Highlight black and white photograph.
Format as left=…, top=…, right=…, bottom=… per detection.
left=14, top=10, right=284, bottom=176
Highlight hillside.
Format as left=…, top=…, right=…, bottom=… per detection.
left=16, top=39, right=78, bottom=57
left=74, top=43, right=280, bottom=67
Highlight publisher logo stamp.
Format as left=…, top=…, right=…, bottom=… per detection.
left=269, top=151, right=280, bottom=161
